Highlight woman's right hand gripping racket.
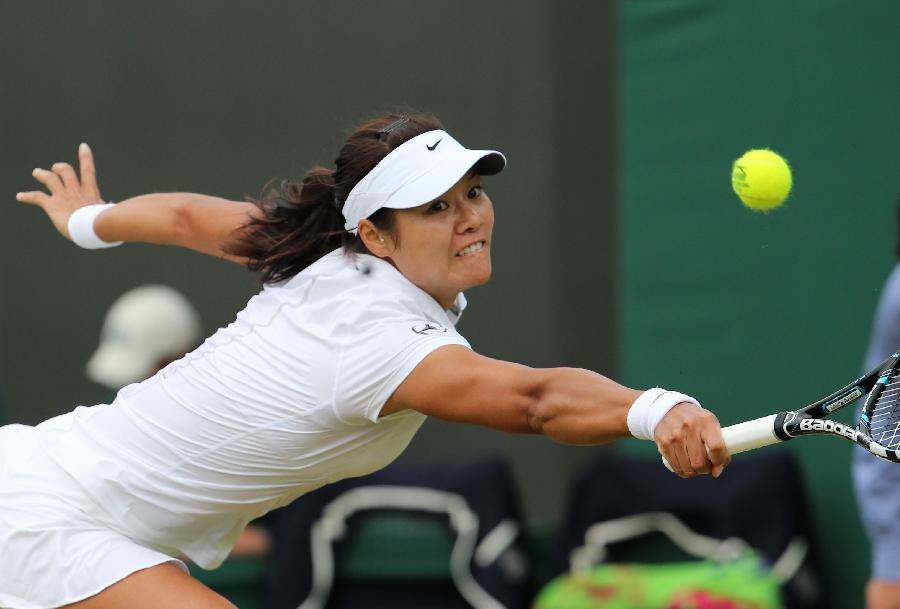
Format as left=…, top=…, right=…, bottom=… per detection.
left=663, top=350, right=900, bottom=471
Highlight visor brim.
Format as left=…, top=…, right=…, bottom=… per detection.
left=383, top=149, right=507, bottom=211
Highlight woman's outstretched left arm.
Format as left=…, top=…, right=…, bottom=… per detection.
left=16, top=143, right=259, bottom=263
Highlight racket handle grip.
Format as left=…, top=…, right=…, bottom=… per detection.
left=721, top=413, right=781, bottom=455
left=662, top=413, right=781, bottom=472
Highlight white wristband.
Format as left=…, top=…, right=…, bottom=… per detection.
left=627, top=387, right=702, bottom=440
left=68, top=203, right=122, bottom=249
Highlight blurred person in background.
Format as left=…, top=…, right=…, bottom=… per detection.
left=87, top=284, right=203, bottom=391
left=3, top=113, right=728, bottom=609
left=89, top=284, right=271, bottom=558
left=854, top=197, right=900, bottom=609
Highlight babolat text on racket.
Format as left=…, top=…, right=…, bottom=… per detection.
left=664, top=350, right=900, bottom=470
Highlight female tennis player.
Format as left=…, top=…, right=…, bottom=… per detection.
left=5, top=113, right=729, bottom=609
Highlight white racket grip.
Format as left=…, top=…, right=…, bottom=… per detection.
left=721, top=414, right=781, bottom=455
left=662, top=413, right=781, bottom=471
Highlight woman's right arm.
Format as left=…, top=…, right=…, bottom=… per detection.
left=16, top=143, right=260, bottom=263
left=96, top=193, right=260, bottom=262
left=385, top=345, right=729, bottom=479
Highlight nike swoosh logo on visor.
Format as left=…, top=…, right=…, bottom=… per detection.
left=426, top=138, right=443, bottom=151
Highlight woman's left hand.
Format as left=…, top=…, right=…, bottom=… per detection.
left=16, top=143, right=104, bottom=240
left=655, top=403, right=730, bottom=478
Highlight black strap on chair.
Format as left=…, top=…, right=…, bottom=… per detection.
left=264, top=455, right=533, bottom=609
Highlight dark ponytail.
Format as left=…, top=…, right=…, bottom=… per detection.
left=230, top=112, right=443, bottom=284
left=234, top=169, right=343, bottom=284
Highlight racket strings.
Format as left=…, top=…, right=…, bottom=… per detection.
left=868, top=383, right=900, bottom=418
left=866, top=375, right=900, bottom=449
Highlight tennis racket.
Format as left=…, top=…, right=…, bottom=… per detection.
left=664, top=350, right=900, bottom=470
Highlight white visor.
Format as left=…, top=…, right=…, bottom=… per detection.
left=342, top=129, right=506, bottom=232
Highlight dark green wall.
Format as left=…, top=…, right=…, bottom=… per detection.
left=0, top=1, right=615, bottom=526
left=617, top=1, right=900, bottom=606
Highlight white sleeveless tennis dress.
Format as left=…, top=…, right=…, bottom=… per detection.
left=0, top=249, right=471, bottom=609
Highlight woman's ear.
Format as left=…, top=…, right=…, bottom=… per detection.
left=357, top=219, right=394, bottom=258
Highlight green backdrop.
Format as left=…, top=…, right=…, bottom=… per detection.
left=617, top=1, right=900, bottom=607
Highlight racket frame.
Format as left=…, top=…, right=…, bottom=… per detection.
left=661, top=350, right=900, bottom=470
left=742, top=350, right=900, bottom=462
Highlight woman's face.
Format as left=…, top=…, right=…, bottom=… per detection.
left=386, top=172, right=494, bottom=309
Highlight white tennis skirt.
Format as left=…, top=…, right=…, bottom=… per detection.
left=0, top=423, right=187, bottom=609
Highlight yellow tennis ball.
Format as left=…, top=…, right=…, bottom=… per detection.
left=731, top=149, right=793, bottom=211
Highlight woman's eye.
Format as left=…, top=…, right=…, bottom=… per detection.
left=468, top=186, right=484, bottom=198
left=429, top=201, right=449, bottom=213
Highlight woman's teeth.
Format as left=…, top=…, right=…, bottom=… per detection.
left=456, top=241, right=485, bottom=257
